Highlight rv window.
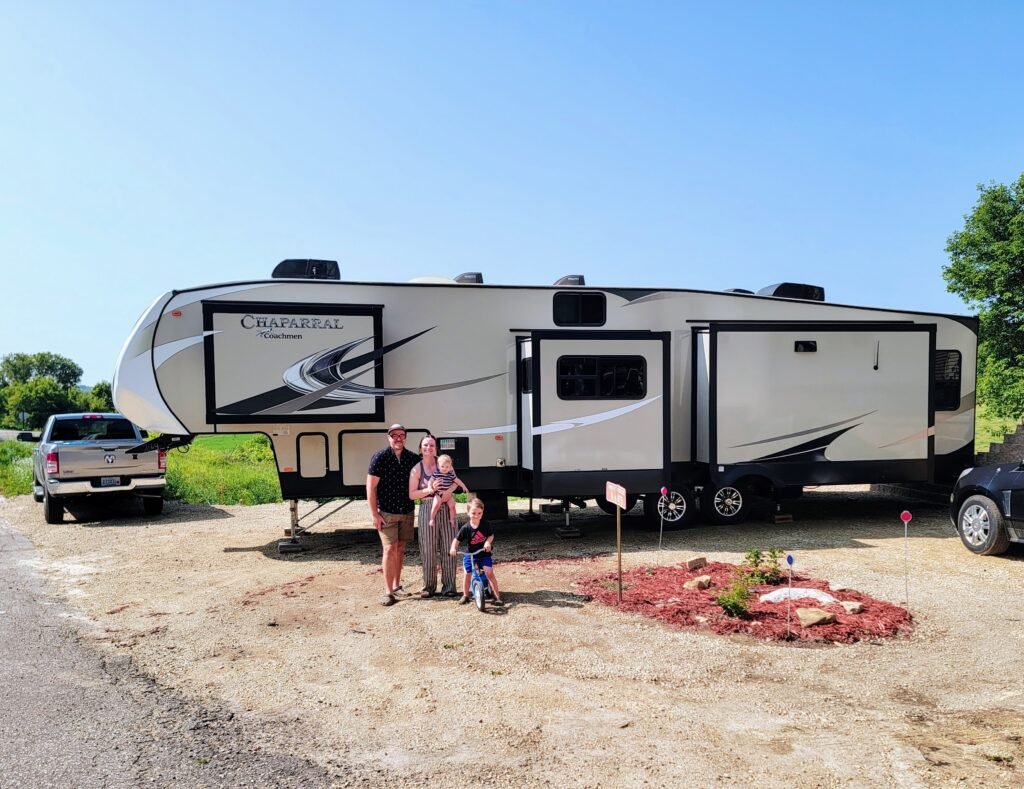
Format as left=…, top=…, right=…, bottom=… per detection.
left=520, top=358, right=533, bottom=394
left=553, top=293, right=606, bottom=326
left=934, top=350, right=961, bottom=411
left=556, top=356, right=645, bottom=400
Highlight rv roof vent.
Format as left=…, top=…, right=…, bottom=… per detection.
left=725, top=288, right=755, bottom=294
left=756, top=282, right=825, bottom=301
left=554, top=274, right=586, bottom=287
left=272, top=259, right=340, bottom=280
left=455, top=272, right=484, bottom=284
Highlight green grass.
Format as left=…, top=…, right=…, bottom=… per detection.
left=165, top=433, right=281, bottom=505
left=974, top=403, right=1022, bottom=455
left=0, top=441, right=34, bottom=497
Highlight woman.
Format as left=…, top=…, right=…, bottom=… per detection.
left=409, top=435, right=459, bottom=598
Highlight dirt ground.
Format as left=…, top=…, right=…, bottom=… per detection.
left=4, top=487, right=1024, bottom=787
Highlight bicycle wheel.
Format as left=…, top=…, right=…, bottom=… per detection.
left=473, top=578, right=486, bottom=612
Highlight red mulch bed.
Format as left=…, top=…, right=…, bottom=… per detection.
left=577, top=562, right=913, bottom=643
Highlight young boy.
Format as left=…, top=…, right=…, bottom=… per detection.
left=429, top=454, right=468, bottom=527
left=449, top=498, right=503, bottom=606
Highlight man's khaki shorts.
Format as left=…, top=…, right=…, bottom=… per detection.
left=379, top=511, right=415, bottom=545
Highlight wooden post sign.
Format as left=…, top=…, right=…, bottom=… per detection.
left=606, top=481, right=627, bottom=602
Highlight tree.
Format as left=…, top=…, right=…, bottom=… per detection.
left=31, top=352, right=83, bottom=389
left=88, top=381, right=115, bottom=412
left=944, top=173, right=1024, bottom=418
left=0, top=352, right=83, bottom=390
left=4, top=377, right=79, bottom=429
left=0, top=353, right=35, bottom=387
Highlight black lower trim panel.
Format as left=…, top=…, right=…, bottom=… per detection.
left=710, top=459, right=932, bottom=488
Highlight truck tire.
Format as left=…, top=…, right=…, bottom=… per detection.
left=43, top=489, right=64, bottom=524
left=956, top=494, right=1010, bottom=556
left=143, top=496, right=164, bottom=516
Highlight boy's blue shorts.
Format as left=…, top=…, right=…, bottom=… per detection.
left=464, top=554, right=493, bottom=571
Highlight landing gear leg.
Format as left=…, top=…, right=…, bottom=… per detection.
left=278, top=499, right=306, bottom=554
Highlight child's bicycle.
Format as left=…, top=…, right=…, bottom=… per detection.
left=459, top=548, right=493, bottom=612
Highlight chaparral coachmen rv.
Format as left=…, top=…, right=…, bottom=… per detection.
left=113, top=259, right=977, bottom=532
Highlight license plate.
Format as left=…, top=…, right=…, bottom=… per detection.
left=100, top=476, right=121, bottom=487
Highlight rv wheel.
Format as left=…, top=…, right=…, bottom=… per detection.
left=656, top=488, right=696, bottom=528
left=700, top=484, right=750, bottom=525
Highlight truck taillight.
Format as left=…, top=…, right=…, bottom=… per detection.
left=46, top=452, right=59, bottom=475
left=158, top=450, right=167, bottom=471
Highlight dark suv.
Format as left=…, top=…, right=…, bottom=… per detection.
left=950, top=460, right=1024, bottom=555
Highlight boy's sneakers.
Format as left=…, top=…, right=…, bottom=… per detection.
left=458, top=595, right=469, bottom=605
left=492, top=598, right=505, bottom=607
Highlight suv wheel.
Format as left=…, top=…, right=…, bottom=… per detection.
left=957, top=494, right=1010, bottom=556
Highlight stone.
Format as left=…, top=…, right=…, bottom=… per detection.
left=684, top=575, right=712, bottom=590
left=841, top=601, right=864, bottom=614
left=796, top=607, right=837, bottom=627
left=685, top=556, right=708, bottom=570
left=760, top=587, right=837, bottom=604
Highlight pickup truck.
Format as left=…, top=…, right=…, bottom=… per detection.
left=25, top=413, right=166, bottom=524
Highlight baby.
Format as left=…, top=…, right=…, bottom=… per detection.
left=429, top=454, right=468, bottom=527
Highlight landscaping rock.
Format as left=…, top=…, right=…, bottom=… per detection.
left=797, top=607, right=837, bottom=627
left=841, top=601, right=864, bottom=614
left=760, top=587, right=837, bottom=604
left=684, top=575, right=712, bottom=590
left=685, top=556, right=707, bottom=570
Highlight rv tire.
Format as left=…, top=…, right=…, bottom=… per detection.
left=700, top=483, right=751, bottom=525
left=596, top=494, right=639, bottom=515
left=656, top=488, right=696, bottom=528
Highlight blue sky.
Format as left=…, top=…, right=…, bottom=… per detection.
left=2, top=2, right=1022, bottom=385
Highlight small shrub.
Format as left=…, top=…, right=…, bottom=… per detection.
left=744, top=546, right=784, bottom=585
left=714, top=573, right=752, bottom=618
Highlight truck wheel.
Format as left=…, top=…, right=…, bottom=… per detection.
left=700, top=484, right=751, bottom=525
left=143, top=496, right=164, bottom=516
left=957, top=495, right=1010, bottom=556
left=32, top=477, right=44, bottom=503
left=43, top=489, right=64, bottom=524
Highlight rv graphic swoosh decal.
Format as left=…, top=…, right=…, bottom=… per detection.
left=750, top=425, right=860, bottom=463
left=448, top=398, right=662, bottom=436
left=216, top=328, right=504, bottom=417
left=729, top=411, right=877, bottom=449
left=153, top=331, right=221, bottom=369
left=532, top=397, right=661, bottom=435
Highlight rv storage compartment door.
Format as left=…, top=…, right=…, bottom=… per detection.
left=706, top=323, right=935, bottom=486
left=528, top=332, right=670, bottom=498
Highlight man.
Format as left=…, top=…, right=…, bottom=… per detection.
left=367, top=424, right=421, bottom=606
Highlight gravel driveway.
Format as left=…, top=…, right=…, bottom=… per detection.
left=3, top=488, right=1023, bottom=787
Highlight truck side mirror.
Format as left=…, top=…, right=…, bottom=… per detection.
left=16, top=432, right=38, bottom=442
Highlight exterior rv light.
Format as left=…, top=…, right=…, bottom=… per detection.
left=554, top=274, right=586, bottom=287
left=455, top=272, right=484, bottom=284
left=756, top=283, right=826, bottom=301
left=271, top=259, right=341, bottom=280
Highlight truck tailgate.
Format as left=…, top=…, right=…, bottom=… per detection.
left=54, top=441, right=160, bottom=478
